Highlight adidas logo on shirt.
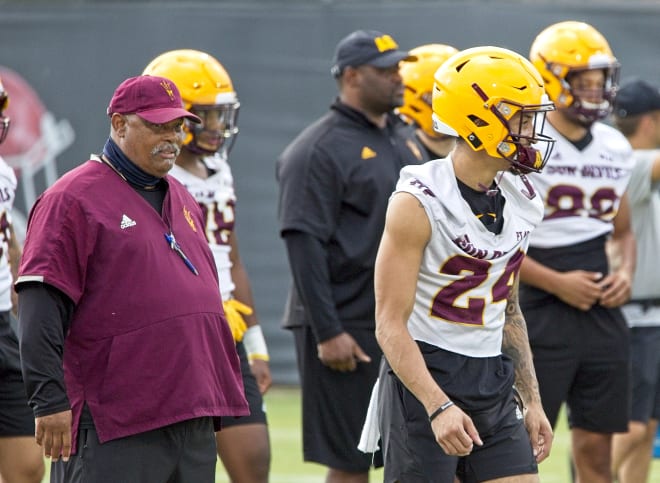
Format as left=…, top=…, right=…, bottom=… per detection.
left=120, top=214, right=136, bottom=229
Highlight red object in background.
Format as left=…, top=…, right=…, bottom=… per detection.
left=0, top=66, right=74, bottom=214
left=0, top=66, right=47, bottom=159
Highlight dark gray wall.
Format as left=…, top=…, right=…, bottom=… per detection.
left=1, top=1, right=659, bottom=384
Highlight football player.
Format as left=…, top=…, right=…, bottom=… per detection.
left=398, top=43, right=458, bottom=159
left=375, top=46, right=555, bottom=482
left=520, top=21, right=636, bottom=483
left=0, top=76, right=45, bottom=483
left=143, top=50, right=271, bottom=483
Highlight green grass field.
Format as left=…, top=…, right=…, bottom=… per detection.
left=42, top=386, right=660, bottom=482
left=217, top=386, right=660, bottom=483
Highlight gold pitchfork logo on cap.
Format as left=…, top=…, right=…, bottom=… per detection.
left=160, top=80, right=175, bottom=101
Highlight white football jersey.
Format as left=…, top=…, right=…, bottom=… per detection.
left=396, top=158, right=544, bottom=357
left=169, top=154, right=235, bottom=300
left=0, top=155, right=16, bottom=311
left=526, top=122, right=634, bottom=248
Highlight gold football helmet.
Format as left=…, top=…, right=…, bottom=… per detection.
left=432, top=46, right=555, bottom=174
left=143, top=49, right=239, bottom=156
left=0, top=77, right=9, bottom=145
left=398, top=43, right=458, bottom=138
left=530, top=21, right=619, bottom=123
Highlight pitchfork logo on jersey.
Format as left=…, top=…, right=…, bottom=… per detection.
left=183, top=206, right=197, bottom=232
left=160, top=80, right=175, bottom=101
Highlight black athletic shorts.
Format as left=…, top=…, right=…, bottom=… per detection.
left=51, top=416, right=216, bottom=483
left=292, top=325, right=383, bottom=472
left=220, top=341, right=267, bottom=427
left=523, top=299, right=629, bottom=432
left=378, top=357, right=537, bottom=483
left=0, top=311, right=35, bottom=437
left=629, top=326, right=660, bottom=422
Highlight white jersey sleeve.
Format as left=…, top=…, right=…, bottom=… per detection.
left=168, top=154, right=236, bottom=300
left=0, top=155, right=17, bottom=311
left=527, top=122, right=634, bottom=248
left=396, top=158, right=543, bottom=357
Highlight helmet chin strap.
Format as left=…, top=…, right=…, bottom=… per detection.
left=478, top=172, right=504, bottom=197
left=184, top=140, right=217, bottom=156
left=518, top=173, right=536, bottom=200
left=476, top=166, right=536, bottom=200
left=510, top=146, right=539, bottom=199
left=185, top=127, right=239, bottom=158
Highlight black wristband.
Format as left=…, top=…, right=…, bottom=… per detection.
left=428, top=400, right=455, bottom=422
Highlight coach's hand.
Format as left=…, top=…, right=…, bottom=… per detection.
left=35, top=409, right=72, bottom=462
left=317, top=332, right=371, bottom=372
left=430, top=405, right=482, bottom=457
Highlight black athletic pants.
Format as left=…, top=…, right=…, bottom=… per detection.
left=50, top=416, right=217, bottom=483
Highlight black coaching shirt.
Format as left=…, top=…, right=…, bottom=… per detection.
left=276, top=99, right=427, bottom=341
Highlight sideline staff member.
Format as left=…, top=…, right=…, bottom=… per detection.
left=276, top=29, right=427, bottom=482
left=17, top=75, right=248, bottom=483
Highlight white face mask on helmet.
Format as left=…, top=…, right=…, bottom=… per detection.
left=143, top=49, right=240, bottom=157
left=530, top=20, right=620, bottom=124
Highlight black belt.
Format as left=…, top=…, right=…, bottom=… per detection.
left=630, top=298, right=660, bottom=312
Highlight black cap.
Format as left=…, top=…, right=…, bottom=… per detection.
left=330, top=30, right=416, bottom=78
left=613, top=78, right=660, bottom=118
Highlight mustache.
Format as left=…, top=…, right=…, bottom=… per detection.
left=151, top=143, right=181, bottom=157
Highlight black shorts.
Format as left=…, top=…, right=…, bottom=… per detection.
left=523, top=300, right=629, bottom=432
left=292, top=325, right=383, bottom=472
left=629, top=326, right=660, bottom=422
left=51, top=417, right=216, bottom=483
left=0, top=311, right=35, bottom=437
left=378, top=357, right=537, bottom=483
left=219, top=341, right=267, bottom=428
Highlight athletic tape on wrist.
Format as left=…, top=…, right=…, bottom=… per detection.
left=243, top=325, right=269, bottom=361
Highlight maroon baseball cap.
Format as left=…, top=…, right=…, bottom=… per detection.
left=107, top=75, right=201, bottom=124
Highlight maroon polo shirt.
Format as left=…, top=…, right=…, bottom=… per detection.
left=17, top=159, right=248, bottom=451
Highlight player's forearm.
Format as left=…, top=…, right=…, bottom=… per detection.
left=376, top=318, right=449, bottom=414
left=519, top=255, right=562, bottom=295
left=8, top=224, right=21, bottom=284
left=502, top=285, right=542, bottom=407
left=611, top=230, right=636, bottom=281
